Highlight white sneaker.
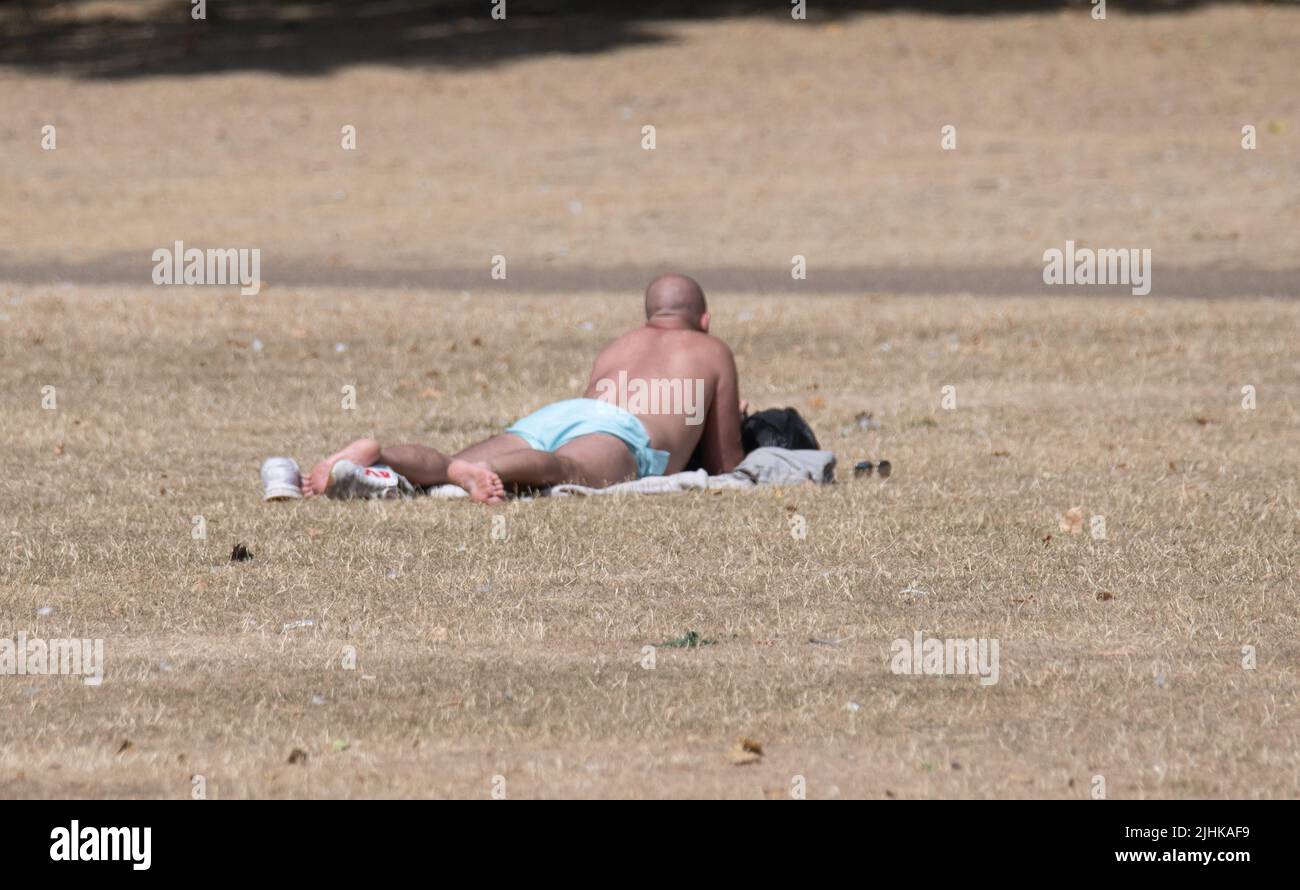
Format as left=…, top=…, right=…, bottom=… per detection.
left=261, top=457, right=303, bottom=501
left=325, top=461, right=415, bottom=499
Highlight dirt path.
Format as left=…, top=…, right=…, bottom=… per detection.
left=4, top=256, right=1297, bottom=298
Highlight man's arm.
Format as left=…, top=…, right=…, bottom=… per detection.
left=582, top=341, right=614, bottom=394
left=697, top=346, right=745, bottom=474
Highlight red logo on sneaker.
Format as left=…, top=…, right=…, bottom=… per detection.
left=364, top=468, right=391, bottom=479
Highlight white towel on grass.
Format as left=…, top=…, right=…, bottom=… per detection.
left=422, top=448, right=836, bottom=498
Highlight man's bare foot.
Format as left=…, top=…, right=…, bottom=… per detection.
left=447, top=458, right=505, bottom=504
left=303, top=438, right=382, bottom=497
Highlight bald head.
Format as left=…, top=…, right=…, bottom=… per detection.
left=644, top=273, right=708, bottom=330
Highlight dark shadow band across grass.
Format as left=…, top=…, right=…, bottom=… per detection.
left=0, top=0, right=1278, bottom=80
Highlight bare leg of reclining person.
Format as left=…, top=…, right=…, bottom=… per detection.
left=450, top=433, right=532, bottom=466
left=486, top=433, right=637, bottom=491
left=302, top=437, right=383, bottom=496
left=302, top=436, right=507, bottom=503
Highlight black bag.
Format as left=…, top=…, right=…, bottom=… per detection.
left=682, top=406, right=821, bottom=471
left=741, top=407, right=820, bottom=453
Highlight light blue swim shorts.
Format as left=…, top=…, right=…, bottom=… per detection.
left=505, top=398, right=670, bottom=478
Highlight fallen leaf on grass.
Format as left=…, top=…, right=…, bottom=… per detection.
left=1096, top=590, right=1115, bottom=602
left=1059, top=507, right=1084, bottom=534
left=728, top=738, right=764, bottom=766
left=287, top=748, right=308, bottom=765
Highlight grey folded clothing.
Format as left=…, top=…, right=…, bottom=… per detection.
left=728, top=447, right=837, bottom=486
left=423, top=447, right=835, bottom=499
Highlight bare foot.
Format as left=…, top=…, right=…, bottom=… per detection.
left=303, top=438, right=382, bottom=497
left=447, top=458, right=505, bottom=504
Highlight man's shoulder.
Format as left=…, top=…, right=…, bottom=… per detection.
left=673, top=328, right=732, bottom=350
left=618, top=325, right=735, bottom=362
left=701, top=332, right=736, bottom=360
left=625, top=324, right=724, bottom=344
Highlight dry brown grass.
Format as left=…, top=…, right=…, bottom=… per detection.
left=1, top=3, right=1298, bottom=798
left=2, top=4, right=1297, bottom=275
left=1, top=287, right=1297, bottom=798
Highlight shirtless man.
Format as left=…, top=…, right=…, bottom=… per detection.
left=301, top=273, right=745, bottom=503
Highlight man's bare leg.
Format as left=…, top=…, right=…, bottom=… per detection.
left=376, top=434, right=531, bottom=487
left=488, top=434, right=637, bottom=490
left=303, top=438, right=383, bottom=496
left=452, top=433, right=532, bottom=464
left=303, top=437, right=504, bottom=503
left=374, top=443, right=450, bottom=487
left=379, top=443, right=505, bottom=504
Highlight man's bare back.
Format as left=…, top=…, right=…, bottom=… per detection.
left=584, top=323, right=743, bottom=475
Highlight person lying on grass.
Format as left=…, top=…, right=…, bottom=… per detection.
left=302, top=273, right=747, bottom=504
